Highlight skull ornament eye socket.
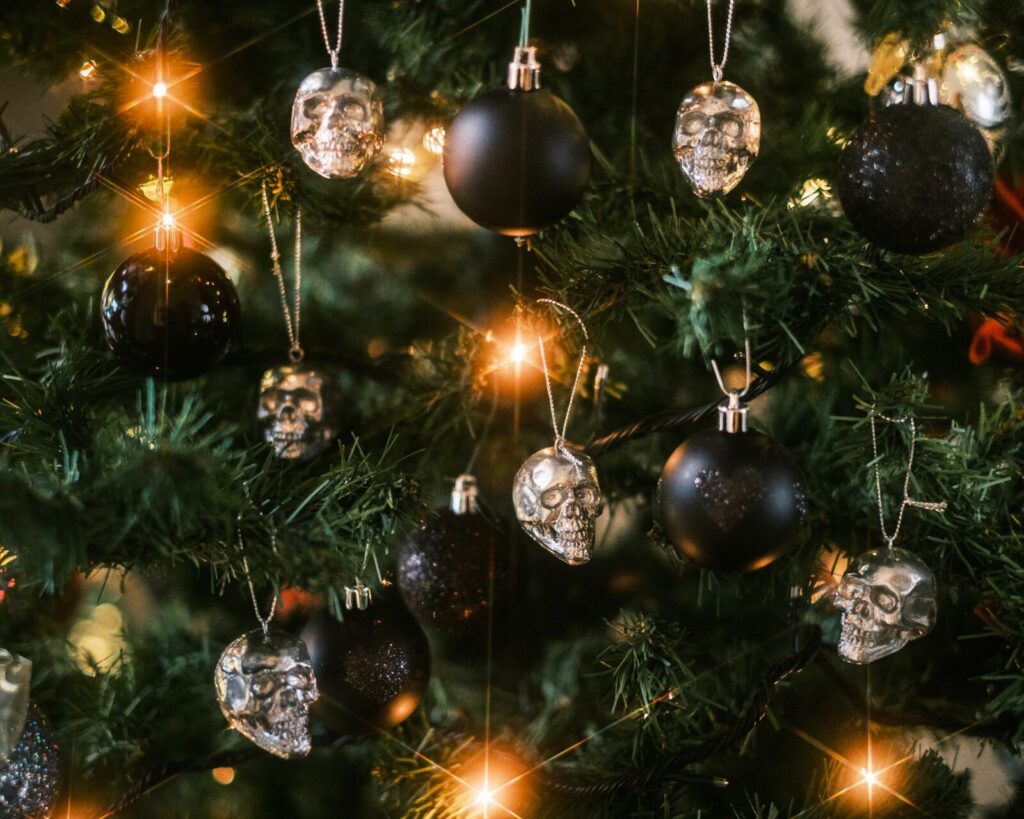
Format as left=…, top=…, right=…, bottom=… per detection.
left=257, top=365, right=342, bottom=462
left=833, top=547, right=937, bottom=665
left=513, top=446, right=605, bottom=566
left=673, top=80, right=761, bottom=198
left=215, top=629, right=320, bottom=759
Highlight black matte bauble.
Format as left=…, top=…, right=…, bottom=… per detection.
left=300, top=597, right=431, bottom=733
left=100, top=246, right=240, bottom=380
left=658, top=428, right=805, bottom=573
left=837, top=103, right=993, bottom=254
left=397, top=509, right=521, bottom=634
left=443, top=88, right=591, bottom=236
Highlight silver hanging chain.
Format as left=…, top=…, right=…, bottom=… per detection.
left=316, top=0, right=345, bottom=70
left=239, top=524, right=278, bottom=640
left=706, top=0, right=736, bottom=83
left=869, top=410, right=948, bottom=549
left=536, top=299, right=590, bottom=449
left=260, top=181, right=304, bottom=364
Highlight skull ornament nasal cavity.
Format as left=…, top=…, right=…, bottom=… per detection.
left=290, top=67, right=385, bottom=179
left=257, top=365, right=340, bottom=461
left=834, top=548, right=937, bottom=665
left=215, top=629, right=319, bottom=759
left=513, top=446, right=604, bottom=565
left=673, top=81, right=761, bottom=198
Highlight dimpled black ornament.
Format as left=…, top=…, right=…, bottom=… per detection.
left=300, top=597, right=431, bottom=733
left=0, top=704, right=61, bottom=819
left=443, top=88, right=590, bottom=236
left=658, top=428, right=805, bottom=573
left=837, top=103, right=993, bottom=254
left=397, top=508, right=520, bottom=635
left=100, top=246, right=240, bottom=380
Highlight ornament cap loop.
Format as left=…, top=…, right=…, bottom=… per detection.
left=288, top=345, right=305, bottom=364
left=718, top=391, right=748, bottom=434
left=508, top=45, right=541, bottom=91
left=345, top=579, right=372, bottom=611
left=450, top=474, right=479, bottom=515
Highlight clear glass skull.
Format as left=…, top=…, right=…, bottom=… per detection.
left=290, top=67, right=385, bottom=179
left=513, top=446, right=604, bottom=566
left=673, top=80, right=761, bottom=198
left=833, top=547, right=937, bottom=665
left=215, top=629, right=319, bottom=759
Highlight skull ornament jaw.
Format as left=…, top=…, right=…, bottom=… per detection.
left=215, top=629, right=319, bottom=759
left=513, top=446, right=604, bottom=565
left=290, top=67, right=385, bottom=179
left=257, top=365, right=340, bottom=461
left=673, top=80, right=761, bottom=198
left=834, top=547, right=937, bottom=665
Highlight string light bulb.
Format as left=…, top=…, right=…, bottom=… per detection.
left=422, top=125, right=446, bottom=155
left=152, top=81, right=168, bottom=99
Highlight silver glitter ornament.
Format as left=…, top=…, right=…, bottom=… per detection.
left=0, top=704, right=61, bottom=819
left=513, top=446, right=604, bottom=566
left=257, top=365, right=340, bottom=461
left=0, top=650, right=31, bottom=765
left=215, top=629, right=319, bottom=759
left=834, top=548, right=937, bottom=665
left=290, top=68, right=385, bottom=179
left=673, top=81, right=761, bottom=198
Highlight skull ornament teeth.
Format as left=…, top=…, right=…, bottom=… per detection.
left=257, top=365, right=341, bottom=461
left=290, top=67, right=385, bottom=179
left=833, top=547, right=937, bottom=665
left=673, top=81, right=761, bottom=198
left=513, top=446, right=604, bottom=565
left=215, top=629, right=319, bottom=759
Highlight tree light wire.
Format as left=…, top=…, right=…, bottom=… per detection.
left=316, top=0, right=345, bottom=69
left=868, top=410, right=947, bottom=549
left=706, top=0, right=736, bottom=82
left=536, top=299, right=590, bottom=447
left=260, top=180, right=304, bottom=363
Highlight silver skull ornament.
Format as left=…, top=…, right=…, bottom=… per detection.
left=673, top=80, right=761, bottom=198
left=257, top=365, right=340, bottom=461
left=834, top=548, right=937, bottom=665
left=0, top=649, right=31, bottom=765
left=215, top=629, right=319, bottom=759
left=513, top=445, right=604, bottom=565
left=290, top=67, right=385, bottom=179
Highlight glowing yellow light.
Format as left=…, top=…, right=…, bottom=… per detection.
left=152, top=81, right=168, bottom=99
left=474, top=787, right=494, bottom=807
left=509, top=342, right=528, bottom=365
left=388, top=147, right=416, bottom=178
left=422, top=125, right=446, bottom=155
left=79, top=60, right=98, bottom=79
left=212, top=767, right=236, bottom=785
left=161, top=211, right=175, bottom=229
left=861, top=766, right=880, bottom=796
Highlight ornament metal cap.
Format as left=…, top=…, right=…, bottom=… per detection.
left=508, top=45, right=541, bottom=91
left=450, top=474, right=479, bottom=515
left=718, top=391, right=748, bottom=434
left=344, top=579, right=373, bottom=611
left=898, top=63, right=939, bottom=106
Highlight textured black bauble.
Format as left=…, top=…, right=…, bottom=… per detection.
left=397, top=509, right=521, bottom=634
left=300, top=597, right=431, bottom=733
left=100, top=246, right=240, bottom=380
left=837, top=103, right=993, bottom=254
left=658, top=428, right=805, bottom=573
left=443, top=88, right=591, bottom=236
left=0, top=704, right=61, bottom=819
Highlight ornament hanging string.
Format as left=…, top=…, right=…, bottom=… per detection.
left=869, top=410, right=947, bottom=549
left=706, top=0, right=736, bottom=83
left=519, top=0, right=533, bottom=48
left=260, top=180, right=304, bottom=363
left=238, top=482, right=280, bottom=638
left=536, top=299, right=589, bottom=451
left=316, top=0, right=345, bottom=70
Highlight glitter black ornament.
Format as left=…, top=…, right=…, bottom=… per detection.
left=658, top=395, right=805, bottom=573
left=300, top=588, right=431, bottom=733
left=838, top=68, right=994, bottom=255
left=443, top=46, right=590, bottom=237
left=397, top=475, right=521, bottom=634
left=0, top=704, right=61, bottom=819
left=100, top=245, right=240, bottom=380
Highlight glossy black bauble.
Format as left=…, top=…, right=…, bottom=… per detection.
left=397, top=509, right=521, bottom=634
left=658, top=428, right=805, bottom=573
left=443, top=88, right=590, bottom=236
left=300, top=597, right=431, bottom=733
left=837, top=103, right=993, bottom=254
left=100, top=246, right=240, bottom=380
